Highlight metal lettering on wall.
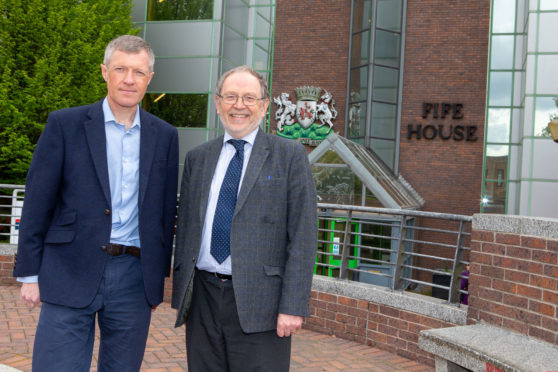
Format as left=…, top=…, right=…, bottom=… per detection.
left=407, top=102, right=478, bottom=141
left=273, top=86, right=337, bottom=145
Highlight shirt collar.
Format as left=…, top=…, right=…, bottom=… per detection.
left=223, top=127, right=259, bottom=147
left=102, top=97, right=141, bottom=129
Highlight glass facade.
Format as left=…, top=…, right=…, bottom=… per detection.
left=483, top=0, right=558, bottom=217
left=132, top=0, right=276, bottom=180
left=347, top=0, right=405, bottom=171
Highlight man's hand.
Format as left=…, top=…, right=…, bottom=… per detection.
left=20, top=283, right=41, bottom=309
left=276, top=313, right=303, bottom=337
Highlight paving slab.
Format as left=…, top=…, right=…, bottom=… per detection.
left=0, top=285, right=433, bottom=371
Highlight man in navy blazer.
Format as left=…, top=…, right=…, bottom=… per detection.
left=172, top=66, right=317, bottom=371
left=13, top=35, right=178, bottom=371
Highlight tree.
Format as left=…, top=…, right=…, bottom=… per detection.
left=0, top=0, right=137, bottom=184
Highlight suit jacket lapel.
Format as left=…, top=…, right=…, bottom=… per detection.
left=139, top=109, right=159, bottom=208
left=84, top=101, right=111, bottom=206
left=235, top=129, right=270, bottom=216
left=199, top=136, right=223, bottom=225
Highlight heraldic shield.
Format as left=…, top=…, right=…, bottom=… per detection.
left=296, top=100, right=317, bottom=129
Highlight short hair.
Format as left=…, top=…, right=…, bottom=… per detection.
left=103, top=35, right=155, bottom=72
left=215, top=65, right=269, bottom=99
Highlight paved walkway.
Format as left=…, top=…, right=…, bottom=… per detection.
left=0, top=285, right=434, bottom=371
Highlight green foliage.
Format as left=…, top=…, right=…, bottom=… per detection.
left=147, top=0, right=213, bottom=21
left=143, top=93, right=208, bottom=127
left=0, top=0, right=137, bottom=184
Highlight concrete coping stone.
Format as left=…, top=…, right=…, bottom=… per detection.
left=0, top=243, right=16, bottom=255
left=473, top=214, right=558, bottom=240
left=312, top=275, right=467, bottom=325
left=419, top=323, right=558, bottom=372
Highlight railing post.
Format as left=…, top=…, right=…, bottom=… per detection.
left=449, top=220, right=466, bottom=303
left=339, top=210, right=353, bottom=280
left=391, top=215, right=407, bottom=290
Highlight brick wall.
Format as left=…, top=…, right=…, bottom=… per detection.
left=304, top=289, right=457, bottom=366
left=398, top=0, right=489, bottom=217
left=271, top=0, right=350, bottom=135
left=468, top=216, right=558, bottom=344
left=0, top=253, right=16, bottom=286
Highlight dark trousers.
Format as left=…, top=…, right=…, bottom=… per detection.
left=186, top=269, right=291, bottom=372
left=32, top=254, right=152, bottom=372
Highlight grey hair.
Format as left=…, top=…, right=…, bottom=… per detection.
left=103, top=35, right=155, bottom=72
left=215, top=65, right=269, bottom=99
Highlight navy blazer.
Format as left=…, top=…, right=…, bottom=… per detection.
left=13, top=100, right=178, bottom=307
left=172, top=129, right=317, bottom=332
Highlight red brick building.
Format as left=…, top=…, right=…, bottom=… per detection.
left=272, top=0, right=490, bottom=217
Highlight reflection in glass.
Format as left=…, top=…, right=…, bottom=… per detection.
left=486, top=144, right=509, bottom=157
left=488, top=72, right=513, bottom=106
left=492, top=0, right=516, bottom=33
left=349, top=66, right=369, bottom=104
left=348, top=102, right=367, bottom=138
left=373, top=66, right=398, bottom=103
left=482, top=180, right=506, bottom=214
left=376, top=0, right=402, bottom=32
left=313, top=166, right=357, bottom=205
left=486, top=108, right=511, bottom=142
left=351, top=31, right=370, bottom=67
left=535, top=97, right=558, bottom=136
left=147, top=0, right=213, bottom=21
left=352, top=0, right=373, bottom=32
left=374, top=30, right=400, bottom=67
left=491, top=35, right=514, bottom=70
left=143, top=93, right=208, bottom=128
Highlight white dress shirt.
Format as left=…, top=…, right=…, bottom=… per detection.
left=195, top=128, right=259, bottom=275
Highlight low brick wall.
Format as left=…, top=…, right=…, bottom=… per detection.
left=0, top=244, right=17, bottom=286
left=468, top=214, right=558, bottom=344
left=305, top=276, right=466, bottom=366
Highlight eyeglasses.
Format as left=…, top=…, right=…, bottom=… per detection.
left=217, top=94, right=265, bottom=106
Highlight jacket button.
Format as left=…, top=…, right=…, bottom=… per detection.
left=104, top=209, right=111, bottom=215
left=192, top=256, right=196, bottom=262
left=100, top=245, right=107, bottom=251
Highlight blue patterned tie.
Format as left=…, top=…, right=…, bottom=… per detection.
left=210, top=139, right=246, bottom=264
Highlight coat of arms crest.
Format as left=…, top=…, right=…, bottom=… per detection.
left=273, top=86, right=337, bottom=142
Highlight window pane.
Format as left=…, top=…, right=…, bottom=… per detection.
left=351, top=31, right=370, bottom=67
left=486, top=108, right=511, bottom=142
left=536, top=55, right=558, bottom=95
left=370, top=138, right=395, bottom=169
left=492, top=0, right=516, bottom=33
left=352, top=0, right=373, bottom=32
left=373, top=66, right=398, bottom=103
left=143, top=93, right=208, bottom=128
left=374, top=29, right=400, bottom=67
left=348, top=102, right=367, bottom=138
left=147, top=0, right=214, bottom=21
left=370, top=102, right=396, bottom=139
left=491, top=35, right=514, bottom=69
left=482, top=180, right=507, bottom=214
left=349, top=66, right=369, bottom=104
left=540, top=0, right=558, bottom=10
left=376, top=0, right=402, bottom=32
left=312, top=166, right=359, bottom=205
left=488, top=72, right=512, bottom=106
left=535, top=97, right=558, bottom=136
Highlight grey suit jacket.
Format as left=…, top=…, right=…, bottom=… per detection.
left=171, top=129, right=317, bottom=333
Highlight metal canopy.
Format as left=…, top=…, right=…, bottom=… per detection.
left=309, top=133, right=424, bottom=210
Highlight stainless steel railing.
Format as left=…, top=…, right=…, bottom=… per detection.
left=1, top=185, right=471, bottom=304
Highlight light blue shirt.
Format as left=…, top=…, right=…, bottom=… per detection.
left=18, top=98, right=141, bottom=283
left=103, top=98, right=141, bottom=248
left=196, top=128, right=258, bottom=275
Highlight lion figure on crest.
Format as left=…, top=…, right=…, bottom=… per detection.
left=273, top=93, right=296, bottom=132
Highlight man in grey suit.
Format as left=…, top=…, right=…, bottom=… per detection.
left=171, top=65, right=317, bottom=371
